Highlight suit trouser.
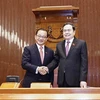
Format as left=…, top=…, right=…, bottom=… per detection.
left=58, top=73, right=80, bottom=87
left=58, top=73, right=71, bottom=87
left=58, top=72, right=80, bottom=87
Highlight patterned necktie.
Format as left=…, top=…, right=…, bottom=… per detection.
left=39, top=46, right=44, bottom=64
left=66, top=40, right=70, bottom=56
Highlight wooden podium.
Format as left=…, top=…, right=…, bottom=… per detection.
left=32, top=6, right=79, bottom=50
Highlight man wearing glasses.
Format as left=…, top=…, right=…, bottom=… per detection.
left=21, top=28, right=54, bottom=87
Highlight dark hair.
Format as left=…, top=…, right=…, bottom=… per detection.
left=62, top=22, right=76, bottom=31
left=35, top=28, right=49, bottom=37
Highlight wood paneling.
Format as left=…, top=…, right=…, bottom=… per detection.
left=0, top=0, right=100, bottom=87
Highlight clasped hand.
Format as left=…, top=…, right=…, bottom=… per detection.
left=38, top=66, right=49, bottom=75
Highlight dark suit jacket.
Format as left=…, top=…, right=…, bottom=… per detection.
left=21, top=44, right=54, bottom=87
left=48, top=37, right=88, bottom=87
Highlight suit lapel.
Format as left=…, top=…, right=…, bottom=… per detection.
left=33, top=44, right=42, bottom=64
left=60, top=40, right=67, bottom=58
left=43, top=46, right=48, bottom=64
left=57, top=38, right=78, bottom=58
left=68, top=37, right=77, bottom=55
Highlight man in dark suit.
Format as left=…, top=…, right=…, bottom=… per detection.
left=21, top=28, right=54, bottom=87
left=47, top=22, right=88, bottom=88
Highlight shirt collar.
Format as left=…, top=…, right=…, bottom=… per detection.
left=36, top=43, right=44, bottom=50
left=65, top=37, right=74, bottom=44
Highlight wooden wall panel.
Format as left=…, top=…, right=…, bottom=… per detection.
left=78, top=0, right=100, bottom=87
left=0, top=0, right=100, bottom=87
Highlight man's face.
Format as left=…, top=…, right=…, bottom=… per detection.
left=35, top=30, right=48, bottom=45
left=63, top=24, right=75, bottom=40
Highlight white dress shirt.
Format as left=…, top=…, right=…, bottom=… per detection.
left=35, top=43, right=45, bottom=74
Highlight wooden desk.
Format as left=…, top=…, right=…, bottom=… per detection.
left=0, top=88, right=100, bottom=99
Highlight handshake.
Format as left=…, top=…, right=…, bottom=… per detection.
left=37, top=66, right=49, bottom=75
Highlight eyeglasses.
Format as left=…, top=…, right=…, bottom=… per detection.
left=63, top=29, right=72, bottom=32
left=36, top=35, right=47, bottom=39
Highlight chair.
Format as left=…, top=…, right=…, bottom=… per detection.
left=0, top=82, right=20, bottom=88
left=30, top=82, right=51, bottom=88
left=0, top=75, right=20, bottom=88
left=6, top=75, right=20, bottom=82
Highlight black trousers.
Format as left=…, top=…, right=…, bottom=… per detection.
left=58, top=73, right=75, bottom=88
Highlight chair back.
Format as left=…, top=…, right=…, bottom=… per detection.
left=6, top=75, right=20, bottom=82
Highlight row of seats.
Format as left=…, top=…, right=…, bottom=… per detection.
left=0, top=75, right=51, bottom=88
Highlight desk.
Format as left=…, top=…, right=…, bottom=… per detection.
left=0, top=88, right=100, bottom=99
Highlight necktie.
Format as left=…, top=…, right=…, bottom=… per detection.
left=66, top=40, right=70, bottom=56
left=39, top=46, right=44, bottom=64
